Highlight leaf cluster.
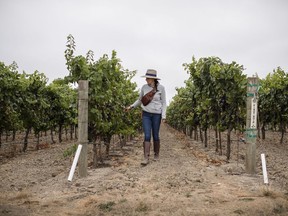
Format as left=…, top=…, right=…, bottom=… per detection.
left=258, top=67, right=288, bottom=135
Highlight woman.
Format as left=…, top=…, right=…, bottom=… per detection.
left=126, top=69, right=167, bottom=165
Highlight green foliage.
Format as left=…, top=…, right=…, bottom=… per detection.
left=169, top=56, right=247, bottom=133
left=169, top=55, right=288, bottom=151
left=0, top=61, right=22, bottom=134
left=46, top=80, right=77, bottom=130
left=258, top=67, right=288, bottom=143
left=18, top=71, right=50, bottom=134
left=0, top=60, right=77, bottom=150
left=239, top=197, right=255, bottom=201
left=98, top=201, right=115, bottom=212
left=168, top=56, right=247, bottom=158
left=63, top=144, right=78, bottom=158
left=64, top=35, right=141, bottom=143
left=0, top=34, right=140, bottom=151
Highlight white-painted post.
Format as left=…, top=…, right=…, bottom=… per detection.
left=250, top=97, right=258, bottom=129
left=261, top=153, right=269, bottom=184
left=68, top=144, right=83, bottom=181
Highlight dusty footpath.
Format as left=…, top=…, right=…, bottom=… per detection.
left=0, top=123, right=288, bottom=216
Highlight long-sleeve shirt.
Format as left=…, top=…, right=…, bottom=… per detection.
left=131, top=83, right=167, bottom=119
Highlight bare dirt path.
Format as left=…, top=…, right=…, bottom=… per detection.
left=0, top=124, right=288, bottom=216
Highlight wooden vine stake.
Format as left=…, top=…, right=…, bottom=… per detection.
left=78, top=80, right=88, bottom=177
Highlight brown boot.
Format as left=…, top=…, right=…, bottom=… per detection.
left=153, top=140, right=160, bottom=161
left=141, top=141, right=151, bottom=165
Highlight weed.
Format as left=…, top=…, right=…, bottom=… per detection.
left=234, top=209, right=244, bottom=214
left=260, top=186, right=277, bottom=198
left=98, top=201, right=115, bottom=212
left=273, top=204, right=286, bottom=214
left=136, top=202, right=149, bottom=212
left=263, top=189, right=273, bottom=197
left=119, top=198, right=127, bottom=203
left=63, top=144, right=77, bottom=158
left=239, top=197, right=254, bottom=202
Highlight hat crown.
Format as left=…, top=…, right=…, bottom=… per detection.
left=141, top=69, right=160, bottom=79
left=145, top=69, right=157, bottom=77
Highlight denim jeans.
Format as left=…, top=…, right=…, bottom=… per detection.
left=142, top=111, right=162, bottom=142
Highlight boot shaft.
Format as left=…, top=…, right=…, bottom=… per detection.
left=153, top=140, right=160, bottom=156
left=143, top=141, right=151, bottom=159
left=141, top=141, right=151, bottom=165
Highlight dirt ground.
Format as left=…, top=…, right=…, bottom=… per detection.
left=0, top=123, right=288, bottom=216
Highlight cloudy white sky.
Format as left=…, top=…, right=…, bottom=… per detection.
left=0, top=0, right=287, bottom=103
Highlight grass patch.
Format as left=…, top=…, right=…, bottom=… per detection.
left=98, top=201, right=115, bottom=212
left=234, top=209, right=244, bottom=214
left=273, top=204, right=286, bottom=214
left=261, top=186, right=272, bottom=197
left=118, top=198, right=127, bottom=204
left=263, top=189, right=274, bottom=197
left=136, top=202, right=149, bottom=212
left=239, top=198, right=254, bottom=202
left=63, top=144, right=77, bottom=158
left=260, top=186, right=278, bottom=198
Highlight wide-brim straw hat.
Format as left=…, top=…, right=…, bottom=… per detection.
left=141, top=69, right=161, bottom=80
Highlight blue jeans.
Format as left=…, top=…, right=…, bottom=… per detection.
left=142, top=111, right=162, bottom=142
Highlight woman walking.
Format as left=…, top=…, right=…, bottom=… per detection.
left=126, top=69, right=167, bottom=165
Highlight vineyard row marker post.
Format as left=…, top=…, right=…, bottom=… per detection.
left=245, top=77, right=259, bottom=174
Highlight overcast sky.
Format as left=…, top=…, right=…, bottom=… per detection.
left=0, top=0, right=287, bottom=103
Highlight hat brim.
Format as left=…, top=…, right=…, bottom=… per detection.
left=141, top=75, right=161, bottom=80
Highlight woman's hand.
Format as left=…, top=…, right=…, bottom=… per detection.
left=162, top=119, right=166, bottom=123
left=124, top=106, right=133, bottom=112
